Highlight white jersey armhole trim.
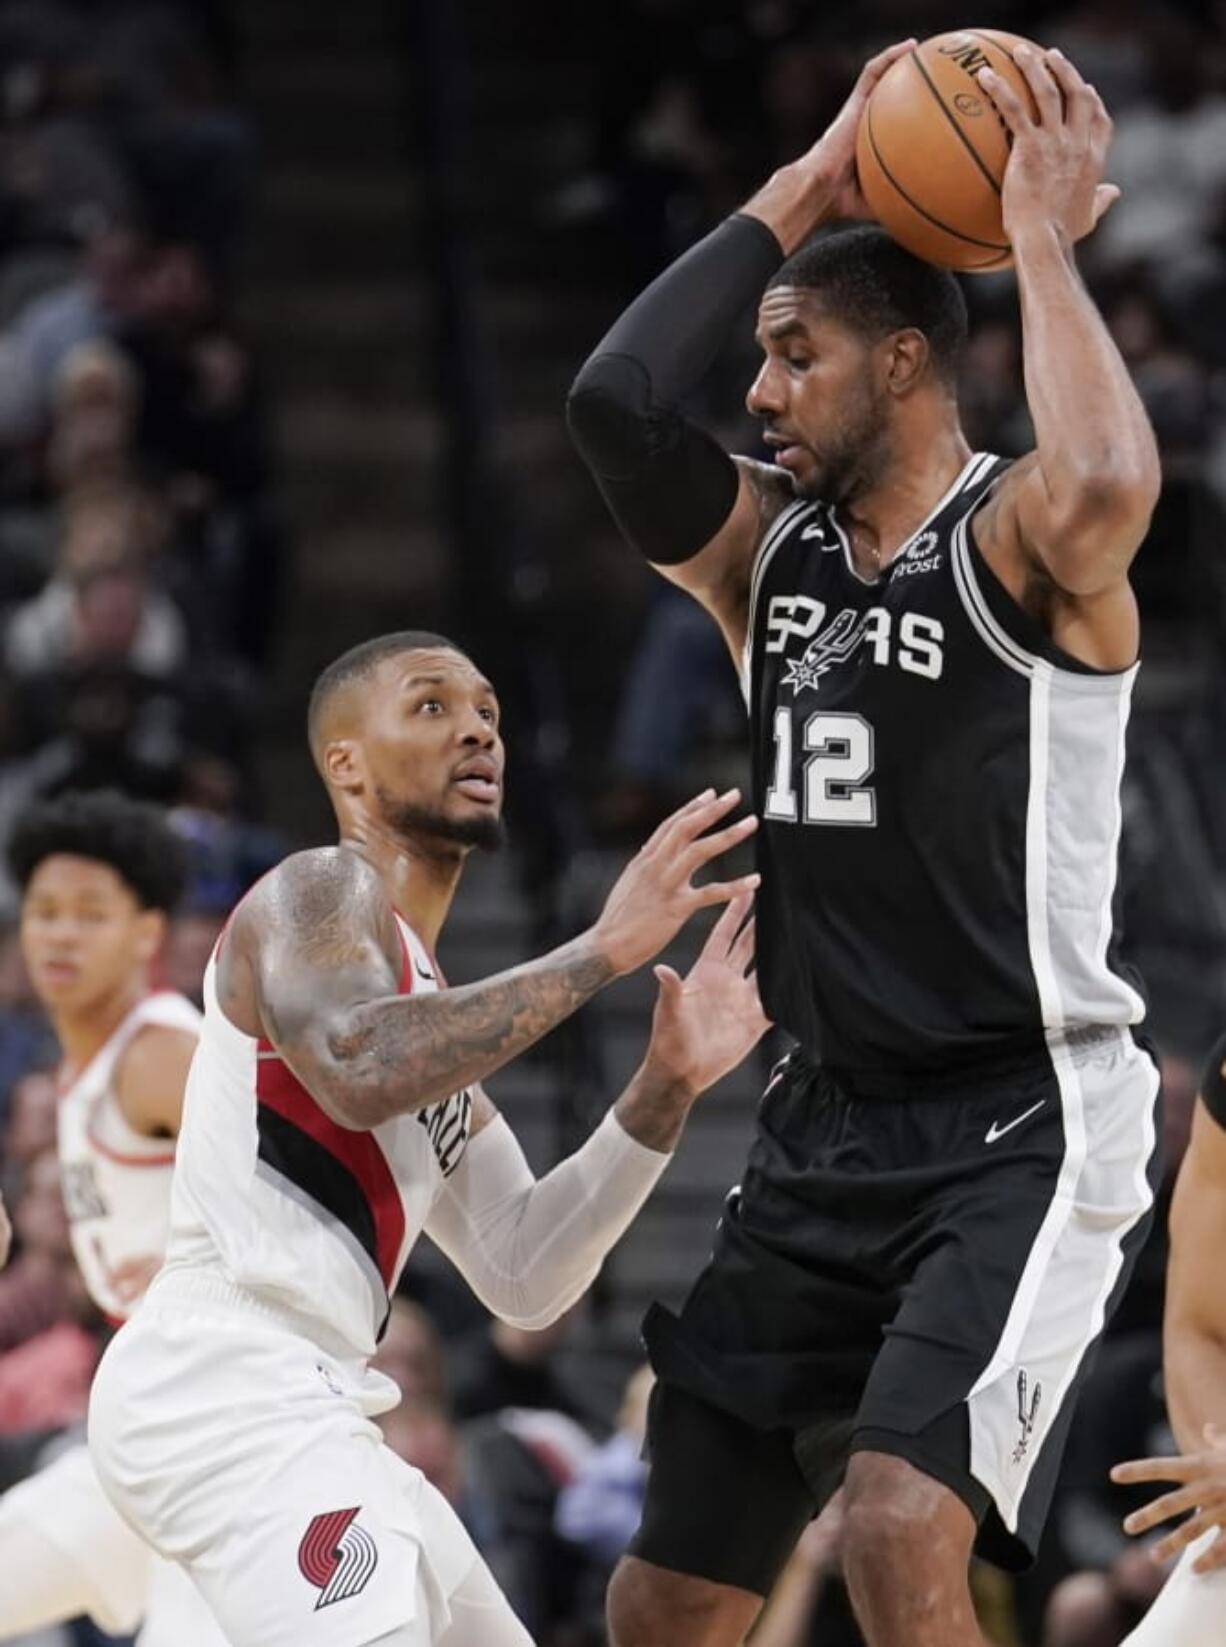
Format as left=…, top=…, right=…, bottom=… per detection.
left=951, top=514, right=1140, bottom=694
left=740, top=497, right=816, bottom=701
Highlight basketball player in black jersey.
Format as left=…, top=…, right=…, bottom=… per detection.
left=569, top=38, right=1163, bottom=1647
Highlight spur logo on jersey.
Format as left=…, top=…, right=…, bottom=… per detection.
left=298, top=1507, right=378, bottom=1610
left=765, top=595, right=944, bottom=693
left=418, top=1086, right=473, bottom=1177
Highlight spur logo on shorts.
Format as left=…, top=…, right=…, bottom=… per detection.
left=1012, top=1369, right=1043, bottom=1465
left=298, top=1507, right=378, bottom=1610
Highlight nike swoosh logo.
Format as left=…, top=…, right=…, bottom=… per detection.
left=415, top=963, right=435, bottom=982
left=984, top=1100, right=1046, bottom=1145
left=800, top=523, right=826, bottom=540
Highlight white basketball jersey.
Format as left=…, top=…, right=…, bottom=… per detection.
left=163, top=915, right=474, bottom=1359
left=58, top=992, right=201, bottom=1323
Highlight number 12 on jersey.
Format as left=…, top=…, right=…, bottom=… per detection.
left=765, top=709, right=877, bottom=827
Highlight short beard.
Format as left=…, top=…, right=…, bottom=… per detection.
left=375, top=787, right=506, bottom=855
left=798, top=384, right=892, bottom=507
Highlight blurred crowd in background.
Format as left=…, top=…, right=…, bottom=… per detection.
left=0, top=2, right=1224, bottom=1645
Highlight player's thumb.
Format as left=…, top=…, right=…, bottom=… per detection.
left=653, top=964, right=684, bottom=999
left=1093, top=183, right=1121, bottom=224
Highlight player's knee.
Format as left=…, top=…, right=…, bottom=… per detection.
left=608, top=1559, right=661, bottom=1647
left=841, top=1452, right=967, bottom=1583
left=607, top=1556, right=754, bottom=1647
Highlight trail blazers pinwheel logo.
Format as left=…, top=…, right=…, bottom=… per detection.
left=298, top=1507, right=378, bottom=1610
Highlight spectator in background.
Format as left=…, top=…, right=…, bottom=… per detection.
left=1103, top=282, right=1211, bottom=466
left=371, top=1298, right=449, bottom=1407
left=555, top=1363, right=653, bottom=1570
left=0, top=921, right=56, bottom=1119
left=4, top=482, right=185, bottom=680
left=0, top=225, right=150, bottom=445
left=44, top=337, right=141, bottom=499
left=1094, top=15, right=1226, bottom=284
left=0, top=1149, right=83, bottom=1360
left=453, top=1309, right=584, bottom=1425
left=1, top=1070, right=58, bottom=1195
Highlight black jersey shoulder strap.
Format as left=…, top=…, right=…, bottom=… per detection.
left=950, top=456, right=1134, bottom=681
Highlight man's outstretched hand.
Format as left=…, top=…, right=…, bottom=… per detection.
left=643, top=892, right=770, bottom=1100
left=592, top=789, right=760, bottom=978
left=1112, top=1425, right=1226, bottom=1573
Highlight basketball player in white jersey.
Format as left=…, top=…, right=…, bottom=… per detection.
left=0, top=789, right=229, bottom=1647
left=1108, top=1030, right=1226, bottom=1645
left=88, top=629, right=768, bottom=1647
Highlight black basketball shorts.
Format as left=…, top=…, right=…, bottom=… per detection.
left=632, top=1030, right=1161, bottom=1593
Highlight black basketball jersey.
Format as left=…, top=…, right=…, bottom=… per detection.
left=745, top=451, right=1146, bottom=1082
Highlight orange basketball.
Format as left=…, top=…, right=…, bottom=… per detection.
left=855, top=29, right=1040, bottom=273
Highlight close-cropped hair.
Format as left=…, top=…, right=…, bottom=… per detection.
left=768, top=224, right=969, bottom=383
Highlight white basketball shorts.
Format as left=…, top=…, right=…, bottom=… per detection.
left=1121, top=1530, right=1226, bottom=1646
left=0, top=1437, right=228, bottom=1644
left=88, top=1270, right=528, bottom=1647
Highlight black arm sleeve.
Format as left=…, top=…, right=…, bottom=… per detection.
left=1201, top=1030, right=1226, bottom=1130
left=566, top=213, right=784, bottom=565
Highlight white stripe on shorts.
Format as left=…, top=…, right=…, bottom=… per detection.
left=965, top=1027, right=1157, bottom=1532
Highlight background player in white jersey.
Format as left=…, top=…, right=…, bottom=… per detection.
left=0, top=789, right=228, bottom=1647
left=89, top=628, right=768, bottom=1647
left=1108, top=1030, right=1226, bottom=1645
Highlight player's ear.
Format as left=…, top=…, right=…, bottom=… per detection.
left=324, top=738, right=365, bottom=795
left=883, top=328, right=929, bottom=395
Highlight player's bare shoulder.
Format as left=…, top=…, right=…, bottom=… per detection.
left=217, top=847, right=400, bottom=1037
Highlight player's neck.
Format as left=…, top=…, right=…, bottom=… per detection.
left=53, top=972, right=149, bottom=1079
left=841, top=424, right=972, bottom=567
left=341, top=826, right=461, bottom=955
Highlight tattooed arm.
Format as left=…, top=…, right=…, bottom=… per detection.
left=224, top=791, right=758, bottom=1131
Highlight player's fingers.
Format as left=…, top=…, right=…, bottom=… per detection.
left=1092, top=183, right=1121, bottom=225
left=856, top=39, right=918, bottom=96
left=652, top=963, right=684, bottom=1002
left=660, top=788, right=745, bottom=855
left=977, top=66, right=1027, bottom=136
left=700, top=891, right=753, bottom=962
left=641, top=788, right=717, bottom=855
left=729, top=913, right=757, bottom=970
left=691, top=873, right=762, bottom=911
left=1193, top=1529, right=1226, bottom=1575
left=1154, top=1507, right=1226, bottom=1566
left=1043, top=47, right=1092, bottom=130
left=1011, top=41, right=1062, bottom=127
left=683, top=810, right=759, bottom=872
left=1111, top=1456, right=1197, bottom=1487
left=1124, top=1483, right=1208, bottom=1536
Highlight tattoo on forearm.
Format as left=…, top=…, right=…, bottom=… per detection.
left=332, top=943, right=615, bottom=1122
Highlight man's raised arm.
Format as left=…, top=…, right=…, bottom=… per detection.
left=971, top=48, right=1161, bottom=671
left=225, top=790, right=758, bottom=1131
left=565, top=42, right=913, bottom=654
